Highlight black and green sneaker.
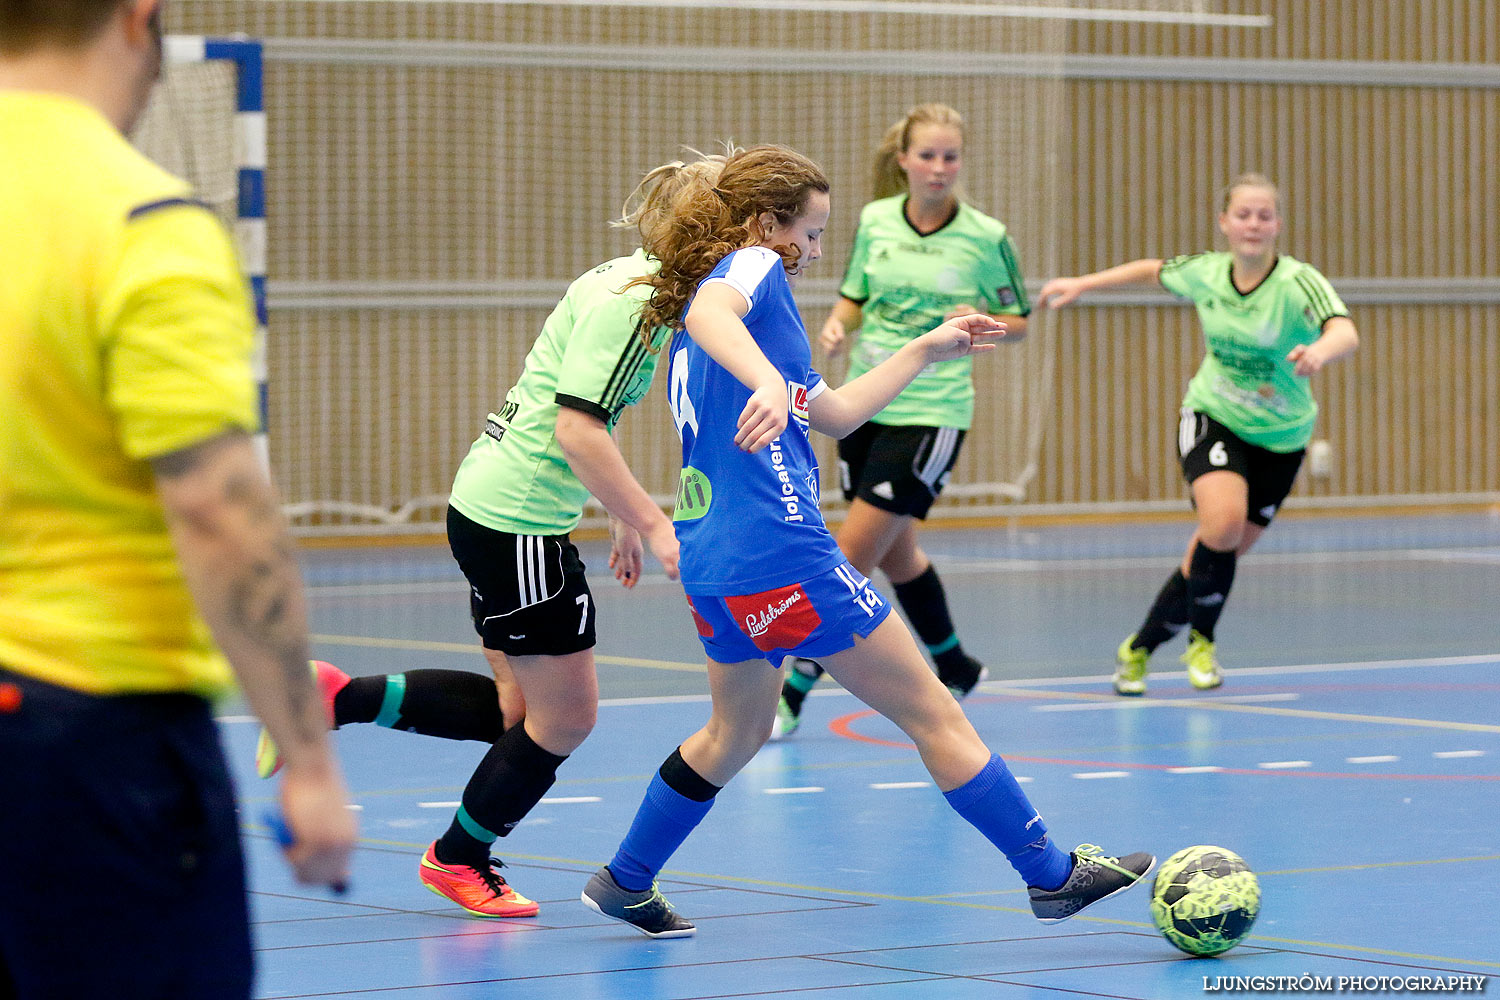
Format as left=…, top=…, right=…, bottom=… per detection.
left=581, top=867, right=695, bottom=938
left=1028, top=844, right=1156, bottom=923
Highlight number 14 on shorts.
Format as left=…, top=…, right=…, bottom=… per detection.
left=834, top=563, right=884, bottom=617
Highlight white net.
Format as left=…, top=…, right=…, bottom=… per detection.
left=156, top=1, right=1236, bottom=535
left=130, top=57, right=240, bottom=232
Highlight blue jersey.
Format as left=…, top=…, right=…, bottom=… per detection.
left=666, top=247, right=846, bottom=595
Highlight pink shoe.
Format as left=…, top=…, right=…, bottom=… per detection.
left=255, top=660, right=350, bottom=778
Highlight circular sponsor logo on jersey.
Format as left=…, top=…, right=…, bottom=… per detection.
left=936, top=268, right=963, bottom=294
left=674, top=466, right=712, bottom=522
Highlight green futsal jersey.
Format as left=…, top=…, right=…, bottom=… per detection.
left=449, top=249, right=667, bottom=535
left=840, top=195, right=1029, bottom=429
left=1160, top=252, right=1348, bottom=453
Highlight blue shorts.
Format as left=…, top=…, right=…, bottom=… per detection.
left=685, top=560, right=893, bottom=666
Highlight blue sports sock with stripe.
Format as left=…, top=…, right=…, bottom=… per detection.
left=943, top=755, right=1073, bottom=890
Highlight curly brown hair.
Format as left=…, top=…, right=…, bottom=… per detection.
left=629, top=144, right=829, bottom=335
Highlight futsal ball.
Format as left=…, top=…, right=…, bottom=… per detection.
left=1149, top=845, right=1260, bottom=956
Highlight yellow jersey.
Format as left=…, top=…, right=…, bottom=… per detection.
left=0, top=91, right=258, bottom=698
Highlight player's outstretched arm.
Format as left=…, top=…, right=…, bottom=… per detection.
left=1288, top=315, right=1359, bottom=376
left=819, top=296, right=863, bottom=355
left=152, top=430, right=355, bottom=889
left=684, top=282, right=788, bottom=453
left=808, top=313, right=1005, bottom=439
left=1037, top=258, right=1164, bottom=310
left=555, top=408, right=678, bottom=581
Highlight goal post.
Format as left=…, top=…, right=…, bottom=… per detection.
left=132, top=36, right=269, bottom=465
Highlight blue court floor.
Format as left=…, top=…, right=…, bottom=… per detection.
left=227, top=510, right=1500, bottom=998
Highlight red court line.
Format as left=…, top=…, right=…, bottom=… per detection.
left=828, top=709, right=1500, bottom=782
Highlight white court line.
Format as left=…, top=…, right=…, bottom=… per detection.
left=1167, top=766, right=1224, bottom=774
left=870, top=781, right=930, bottom=790
left=1415, top=549, right=1500, bottom=564
left=1072, top=771, right=1130, bottom=779
left=1347, top=755, right=1400, bottom=764
left=307, top=581, right=467, bottom=597
left=298, top=546, right=1500, bottom=597
left=1258, top=760, right=1313, bottom=769
left=985, top=651, right=1500, bottom=691
left=1031, top=692, right=1301, bottom=712
left=1433, top=750, right=1486, bottom=759
left=764, top=786, right=824, bottom=795
left=417, top=796, right=601, bottom=807
left=216, top=652, right=1500, bottom=721
left=940, top=547, right=1500, bottom=575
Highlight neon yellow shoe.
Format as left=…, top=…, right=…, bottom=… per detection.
left=1181, top=630, right=1224, bottom=690
left=255, top=660, right=350, bottom=778
left=1113, top=634, right=1149, bottom=696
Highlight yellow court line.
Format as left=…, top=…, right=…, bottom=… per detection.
left=1259, top=854, right=1500, bottom=876
left=249, top=827, right=1498, bottom=970
left=1003, top=687, right=1500, bottom=735
left=310, top=633, right=704, bottom=672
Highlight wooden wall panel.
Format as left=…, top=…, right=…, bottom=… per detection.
left=157, top=1, right=1499, bottom=526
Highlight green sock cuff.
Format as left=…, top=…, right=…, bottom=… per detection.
left=926, top=633, right=960, bottom=657
left=785, top=666, right=819, bottom=694
left=455, top=804, right=498, bottom=844
left=373, top=673, right=407, bottom=728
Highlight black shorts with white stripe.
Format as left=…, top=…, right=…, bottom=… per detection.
left=837, top=421, right=967, bottom=520
left=446, top=506, right=596, bottom=657
left=1177, top=410, right=1305, bottom=527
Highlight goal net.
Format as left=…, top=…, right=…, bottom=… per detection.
left=130, top=36, right=268, bottom=462
left=152, top=3, right=1243, bottom=535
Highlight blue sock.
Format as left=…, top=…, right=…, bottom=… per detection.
left=608, top=769, right=716, bottom=892
left=943, top=755, right=1073, bottom=890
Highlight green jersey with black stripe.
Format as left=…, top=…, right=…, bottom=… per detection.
left=450, top=250, right=667, bottom=535
left=1161, top=251, right=1348, bottom=453
left=840, top=195, right=1029, bottom=429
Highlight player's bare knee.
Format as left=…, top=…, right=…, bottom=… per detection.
left=903, top=695, right=970, bottom=753
left=1196, top=519, right=1243, bottom=552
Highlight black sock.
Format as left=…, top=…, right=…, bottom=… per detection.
left=780, top=658, right=823, bottom=712
left=435, top=723, right=569, bottom=867
left=892, top=565, right=972, bottom=678
left=1186, top=543, right=1237, bottom=641
left=333, top=670, right=503, bottom=742
left=659, top=747, right=721, bottom=802
left=1132, top=569, right=1190, bottom=652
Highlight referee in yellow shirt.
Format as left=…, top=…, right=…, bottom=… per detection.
left=0, top=2, right=354, bottom=996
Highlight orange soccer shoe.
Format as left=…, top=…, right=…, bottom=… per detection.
left=255, top=660, right=350, bottom=778
left=418, top=843, right=540, bottom=918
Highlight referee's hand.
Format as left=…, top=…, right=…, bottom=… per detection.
left=278, top=759, right=357, bottom=893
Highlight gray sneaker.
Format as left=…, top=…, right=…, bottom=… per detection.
left=581, top=867, right=696, bottom=938
left=1028, top=844, right=1156, bottom=923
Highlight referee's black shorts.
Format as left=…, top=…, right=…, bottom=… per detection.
left=0, top=667, right=253, bottom=1000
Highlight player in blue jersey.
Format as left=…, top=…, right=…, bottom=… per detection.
left=253, top=153, right=726, bottom=918
left=579, top=144, right=1155, bottom=938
